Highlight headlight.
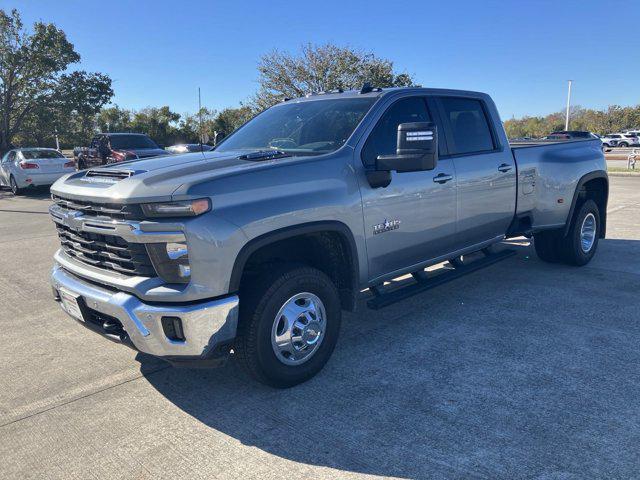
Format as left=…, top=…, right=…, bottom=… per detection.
left=141, top=198, right=211, bottom=218
left=146, top=241, right=191, bottom=284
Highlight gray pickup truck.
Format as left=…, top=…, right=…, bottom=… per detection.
left=49, top=86, right=608, bottom=387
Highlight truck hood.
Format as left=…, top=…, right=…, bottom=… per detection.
left=50, top=150, right=283, bottom=204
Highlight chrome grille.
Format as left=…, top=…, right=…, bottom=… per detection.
left=51, top=195, right=155, bottom=277
left=56, top=223, right=155, bottom=276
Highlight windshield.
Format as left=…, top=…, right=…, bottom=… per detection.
left=110, top=135, right=159, bottom=150
left=21, top=150, right=65, bottom=159
left=216, top=97, right=376, bottom=156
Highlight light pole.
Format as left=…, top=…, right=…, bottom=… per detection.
left=565, top=80, right=573, bottom=131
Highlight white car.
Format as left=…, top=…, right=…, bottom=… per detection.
left=0, top=148, right=76, bottom=195
left=603, top=133, right=639, bottom=148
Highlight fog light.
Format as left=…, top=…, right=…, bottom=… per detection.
left=146, top=241, right=191, bottom=284
left=161, top=316, right=185, bottom=341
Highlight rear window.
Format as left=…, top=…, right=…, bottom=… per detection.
left=21, top=150, right=65, bottom=159
left=440, top=97, right=495, bottom=154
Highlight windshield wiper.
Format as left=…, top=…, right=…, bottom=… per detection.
left=238, top=150, right=291, bottom=161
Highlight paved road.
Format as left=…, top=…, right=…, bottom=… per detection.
left=1, top=178, right=639, bottom=479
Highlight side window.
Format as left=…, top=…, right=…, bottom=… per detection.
left=362, top=97, right=431, bottom=167
left=440, top=97, right=495, bottom=155
left=90, top=137, right=100, bottom=149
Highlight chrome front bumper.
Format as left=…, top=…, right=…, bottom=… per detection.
left=51, top=265, right=239, bottom=362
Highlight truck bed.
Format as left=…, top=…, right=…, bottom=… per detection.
left=510, top=138, right=605, bottom=229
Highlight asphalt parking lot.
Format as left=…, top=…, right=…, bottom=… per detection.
left=1, top=177, right=639, bottom=479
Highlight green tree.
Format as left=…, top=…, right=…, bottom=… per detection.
left=252, top=43, right=414, bottom=110
left=129, top=106, right=181, bottom=146
left=212, top=106, right=253, bottom=140
left=0, top=8, right=113, bottom=150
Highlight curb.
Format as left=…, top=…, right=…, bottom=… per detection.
left=607, top=172, right=640, bottom=177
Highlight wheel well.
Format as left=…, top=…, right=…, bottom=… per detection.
left=575, top=177, right=608, bottom=238
left=237, top=231, right=357, bottom=311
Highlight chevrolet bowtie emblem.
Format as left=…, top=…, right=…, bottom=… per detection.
left=62, top=211, right=84, bottom=232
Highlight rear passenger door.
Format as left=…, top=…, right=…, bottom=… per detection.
left=436, top=96, right=516, bottom=249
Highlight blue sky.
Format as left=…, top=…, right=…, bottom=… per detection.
left=4, top=0, right=639, bottom=119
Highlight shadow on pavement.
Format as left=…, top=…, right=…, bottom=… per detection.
left=139, top=238, right=640, bottom=478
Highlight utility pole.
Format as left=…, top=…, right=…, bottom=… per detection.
left=54, top=128, right=60, bottom=151
left=198, top=87, right=204, bottom=148
left=565, top=80, right=573, bottom=131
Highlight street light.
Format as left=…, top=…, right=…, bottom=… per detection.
left=565, top=80, right=573, bottom=131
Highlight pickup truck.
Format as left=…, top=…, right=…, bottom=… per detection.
left=49, top=87, right=608, bottom=387
left=74, top=132, right=167, bottom=169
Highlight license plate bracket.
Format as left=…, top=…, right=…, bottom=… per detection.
left=59, top=287, right=85, bottom=322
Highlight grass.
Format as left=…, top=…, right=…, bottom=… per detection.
left=607, top=166, right=640, bottom=175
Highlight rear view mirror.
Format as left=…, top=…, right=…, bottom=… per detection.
left=376, top=122, right=438, bottom=173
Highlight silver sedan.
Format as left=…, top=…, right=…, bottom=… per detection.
left=0, top=148, right=76, bottom=195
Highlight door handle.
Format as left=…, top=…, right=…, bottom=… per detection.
left=433, top=173, right=453, bottom=184
left=498, top=163, right=513, bottom=173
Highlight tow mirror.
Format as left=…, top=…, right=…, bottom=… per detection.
left=376, top=122, right=438, bottom=173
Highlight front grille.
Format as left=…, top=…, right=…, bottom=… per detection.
left=56, top=223, right=156, bottom=276
left=52, top=195, right=143, bottom=220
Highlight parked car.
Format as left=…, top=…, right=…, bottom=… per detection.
left=0, top=148, right=75, bottom=195
left=608, top=133, right=640, bottom=147
left=49, top=86, right=607, bottom=387
left=599, top=134, right=620, bottom=148
left=545, top=130, right=598, bottom=140
left=74, top=133, right=167, bottom=169
left=166, top=143, right=214, bottom=154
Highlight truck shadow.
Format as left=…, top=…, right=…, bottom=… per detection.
left=139, top=238, right=640, bottom=478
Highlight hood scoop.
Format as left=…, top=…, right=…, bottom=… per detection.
left=82, top=169, right=145, bottom=184
left=237, top=150, right=290, bottom=162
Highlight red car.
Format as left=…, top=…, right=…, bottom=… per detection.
left=74, top=133, right=167, bottom=169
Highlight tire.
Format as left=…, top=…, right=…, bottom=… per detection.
left=9, top=176, right=24, bottom=196
left=559, top=199, right=600, bottom=266
left=619, top=142, right=629, bottom=148
left=533, top=229, right=564, bottom=263
left=235, top=265, right=342, bottom=388
left=534, top=199, right=600, bottom=266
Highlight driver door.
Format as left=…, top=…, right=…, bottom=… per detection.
left=358, top=96, right=457, bottom=281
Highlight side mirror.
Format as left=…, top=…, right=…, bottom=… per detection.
left=376, top=122, right=438, bottom=173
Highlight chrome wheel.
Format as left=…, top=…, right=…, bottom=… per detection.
left=580, top=213, right=596, bottom=253
left=271, top=292, right=326, bottom=366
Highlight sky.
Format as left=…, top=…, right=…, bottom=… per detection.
left=4, top=0, right=639, bottom=119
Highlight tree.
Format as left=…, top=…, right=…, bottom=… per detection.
left=252, top=43, right=414, bottom=110
left=212, top=106, right=253, bottom=139
left=129, top=106, right=181, bottom=146
left=0, top=9, right=113, bottom=150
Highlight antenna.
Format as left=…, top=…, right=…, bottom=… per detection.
left=198, top=87, right=204, bottom=153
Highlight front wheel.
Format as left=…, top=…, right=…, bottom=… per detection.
left=235, top=265, right=342, bottom=388
left=619, top=142, right=629, bottom=148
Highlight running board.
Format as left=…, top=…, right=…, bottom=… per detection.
left=366, top=249, right=516, bottom=310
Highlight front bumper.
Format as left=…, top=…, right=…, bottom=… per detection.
left=51, top=265, right=239, bottom=364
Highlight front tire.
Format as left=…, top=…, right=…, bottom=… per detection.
left=619, top=142, right=629, bottom=148
left=235, top=265, right=342, bottom=388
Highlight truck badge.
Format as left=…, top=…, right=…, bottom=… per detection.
left=373, top=219, right=401, bottom=235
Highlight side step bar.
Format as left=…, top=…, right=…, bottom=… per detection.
left=367, top=248, right=516, bottom=310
